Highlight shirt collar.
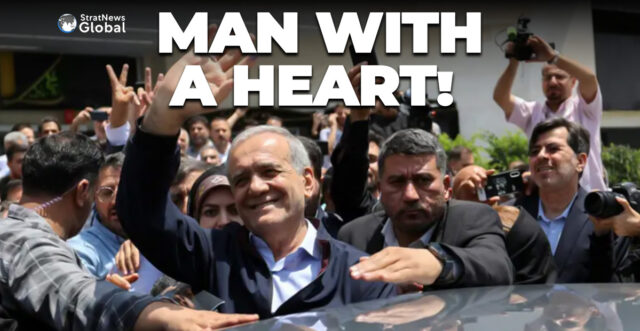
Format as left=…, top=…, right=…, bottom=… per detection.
left=381, top=217, right=434, bottom=248
left=250, top=219, right=321, bottom=271
left=91, top=214, right=126, bottom=246
left=537, top=193, right=578, bottom=223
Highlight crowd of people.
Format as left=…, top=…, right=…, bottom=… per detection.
left=1, top=29, right=640, bottom=331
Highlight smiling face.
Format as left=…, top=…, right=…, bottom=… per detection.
left=380, top=154, right=449, bottom=234
left=228, top=132, right=313, bottom=235
left=529, top=127, right=586, bottom=191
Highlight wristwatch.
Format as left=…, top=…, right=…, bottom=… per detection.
left=547, top=50, right=560, bottom=65
left=427, top=243, right=457, bottom=285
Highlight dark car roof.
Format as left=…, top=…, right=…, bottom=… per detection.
left=229, top=284, right=640, bottom=330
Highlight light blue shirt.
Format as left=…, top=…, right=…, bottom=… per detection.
left=537, top=194, right=577, bottom=255
left=250, top=219, right=322, bottom=313
left=381, top=218, right=435, bottom=248
left=67, top=214, right=163, bottom=294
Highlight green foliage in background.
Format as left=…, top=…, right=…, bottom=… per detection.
left=439, top=131, right=528, bottom=171
left=601, top=143, right=640, bottom=185
left=438, top=133, right=489, bottom=169
left=440, top=130, right=640, bottom=186
left=481, top=131, right=529, bottom=171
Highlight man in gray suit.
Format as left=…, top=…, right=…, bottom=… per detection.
left=339, top=129, right=513, bottom=289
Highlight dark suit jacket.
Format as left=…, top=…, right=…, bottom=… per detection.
left=516, top=187, right=612, bottom=283
left=337, top=200, right=514, bottom=288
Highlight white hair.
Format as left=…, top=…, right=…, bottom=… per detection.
left=230, top=125, right=310, bottom=174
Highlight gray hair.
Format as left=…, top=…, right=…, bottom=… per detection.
left=378, top=129, right=447, bottom=177
left=4, top=132, right=28, bottom=150
left=231, top=125, right=310, bottom=174
left=100, top=152, right=125, bottom=171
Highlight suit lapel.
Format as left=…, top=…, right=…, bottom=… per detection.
left=365, top=213, right=386, bottom=254
left=553, top=188, right=590, bottom=273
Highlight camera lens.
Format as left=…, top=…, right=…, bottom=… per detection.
left=584, top=191, right=624, bottom=218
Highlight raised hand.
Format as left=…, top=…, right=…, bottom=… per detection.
left=106, top=63, right=140, bottom=128
left=69, top=107, right=94, bottom=133
left=136, top=67, right=164, bottom=119
left=142, top=25, right=256, bottom=136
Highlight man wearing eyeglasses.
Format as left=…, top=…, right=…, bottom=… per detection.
left=68, top=152, right=163, bottom=293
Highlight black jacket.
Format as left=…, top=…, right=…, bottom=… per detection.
left=117, top=127, right=396, bottom=319
left=337, top=200, right=514, bottom=288
left=516, top=187, right=612, bottom=283
left=330, top=119, right=377, bottom=223
left=506, top=207, right=557, bottom=284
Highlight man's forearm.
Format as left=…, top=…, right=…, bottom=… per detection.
left=554, top=55, right=598, bottom=102
left=493, top=59, right=519, bottom=117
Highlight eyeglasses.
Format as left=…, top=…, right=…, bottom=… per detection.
left=96, top=186, right=117, bottom=203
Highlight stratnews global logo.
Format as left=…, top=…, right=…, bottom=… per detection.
left=58, top=13, right=126, bottom=34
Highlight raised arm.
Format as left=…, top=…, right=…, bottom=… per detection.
left=493, top=57, right=519, bottom=119
left=117, top=25, right=255, bottom=290
left=528, top=35, right=599, bottom=103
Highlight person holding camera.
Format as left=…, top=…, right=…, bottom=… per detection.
left=515, top=117, right=611, bottom=283
left=589, top=189, right=640, bottom=282
left=493, top=35, right=606, bottom=191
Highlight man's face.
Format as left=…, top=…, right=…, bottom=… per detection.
left=228, top=133, right=313, bottom=235
left=170, top=170, right=205, bottom=214
left=19, top=128, right=35, bottom=145
left=529, top=127, right=585, bottom=190
left=542, top=65, right=576, bottom=103
left=40, top=122, right=60, bottom=137
left=380, top=154, right=448, bottom=234
left=367, top=141, right=380, bottom=191
left=335, top=106, right=349, bottom=128
left=210, top=120, right=231, bottom=149
left=448, top=150, right=474, bottom=175
left=177, top=130, right=189, bottom=156
left=189, top=122, right=210, bottom=147
left=8, top=151, right=25, bottom=179
left=94, top=166, right=125, bottom=237
left=200, top=148, right=220, bottom=165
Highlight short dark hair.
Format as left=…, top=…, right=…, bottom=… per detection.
left=447, top=146, right=472, bottom=162
left=184, top=115, right=209, bottom=130
left=11, top=123, right=33, bottom=132
left=378, top=129, right=447, bottom=177
left=368, top=131, right=384, bottom=148
left=100, top=152, right=125, bottom=172
left=529, top=117, right=590, bottom=157
left=297, top=136, right=322, bottom=181
left=38, top=117, right=61, bottom=134
left=22, top=132, right=104, bottom=196
left=1, top=179, right=22, bottom=201
left=6, top=144, right=29, bottom=162
left=173, top=157, right=211, bottom=186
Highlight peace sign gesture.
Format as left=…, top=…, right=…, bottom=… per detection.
left=106, top=63, right=139, bottom=127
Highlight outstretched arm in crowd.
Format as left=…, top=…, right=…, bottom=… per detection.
left=117, top=25, right=255, bottom=289
left=330, top=62, right=377, bottom=222
left=226, top=107, right=248, bottom=129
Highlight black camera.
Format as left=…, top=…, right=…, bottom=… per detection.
left=399, top=88, right=433, bottom=133
left=505, top=17, right=533, bottom=61
left=584, top=182, right=640, bottom=218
